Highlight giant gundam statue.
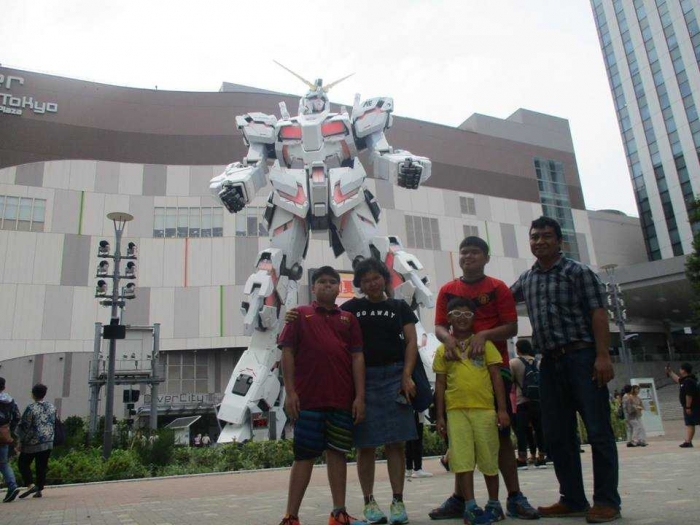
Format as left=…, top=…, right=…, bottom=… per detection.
left=210, top=63, right=435, bottom=442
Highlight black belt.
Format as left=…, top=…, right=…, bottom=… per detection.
left=548, top=340, right=592, bottom=358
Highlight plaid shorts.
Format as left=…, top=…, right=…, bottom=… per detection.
left=293, top=409, right=354, bottom=460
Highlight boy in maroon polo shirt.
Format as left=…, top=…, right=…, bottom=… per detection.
left=429, top=236, right=539, bottom=521
left=278, top=266, right=366, bottom=525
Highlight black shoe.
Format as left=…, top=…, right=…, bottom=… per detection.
left=32, top=491, right=42, bottom=498
left=3, top=487, right=20, bottom=503
left=679, top=442, right=694, bottom=448
left=626, top=442, right=637, bottom=448
left=18, top=486, right=39, bottom=499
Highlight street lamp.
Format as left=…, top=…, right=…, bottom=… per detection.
left=94, top=212, right=137, bottom=460
left=601, top=264, right=633, bottom=382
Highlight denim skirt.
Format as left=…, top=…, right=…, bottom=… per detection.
left=353, top=362, right=418, bottom=448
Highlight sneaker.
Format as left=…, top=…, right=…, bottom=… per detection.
left=429, top=495, right=465, bottom=520
left=506, top=492, right=540, bottom=520
left=405, top=469, right=413, bottom=478
left=412, top=469, right=433, bottom=478
left=329, top=509, right=365, bottom=525
left=279, top=515, right=301, bottom=525
left=33, top=491, right=42, bottom=498
left=638, top=442, right=648, bottom=447
left=364, top=500, right=388, bottom=524
left=516, top=459, right=529, bottom=470
left=626, top=442, right=637, bottom=448
left=463, top=506, right=492, bottom=525
left=585, top=504, right=621, bottom=523
left=534, top=459, right=547, bottom=469
left=389, top=500, right=409, bottom=525
left=679, top=442, right=693, bottom=448
left=484, top=501, right=505, bottom=522
left=3, top=487, right=20, bottom=503
left=537, top=501, right=588, bottom=518
left=18, top=486, right=39, bottom=500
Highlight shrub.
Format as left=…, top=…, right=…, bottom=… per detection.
left=104, top=449, right=148, bottom=481
left=46, top=449, right=105, bottom=485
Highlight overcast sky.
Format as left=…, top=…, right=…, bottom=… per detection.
left=2, top=0, right=638, bottom=216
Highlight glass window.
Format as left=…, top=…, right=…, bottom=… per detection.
left=17, top=198, right=32, bottom=231
left=213, top=208, right=224, bottom=237
left=177, top=208, right=189, bottom=238
left=405, top=215, right=415, bottom=247
left=153, top=207, right=165, bottom=237
left=3, top=197, right=18, bottom=231
left=189, top=208, right=201, bottom=237
left=165, top=208, right=177, bottom=238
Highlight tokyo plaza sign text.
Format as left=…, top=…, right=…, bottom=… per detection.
left=0, top=74, right=58, bottom=116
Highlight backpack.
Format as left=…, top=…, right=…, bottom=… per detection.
left=519, top=357, right=540, bottom=401
left=53, top=416, right=66, bottom=446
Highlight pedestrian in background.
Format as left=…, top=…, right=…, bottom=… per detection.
left=17, top=383, right=56, bottom=500
left=621, top=385, right=633, bottom=445
left=625, top=386, right=647, bottom=447
left=0, top=377, right=21, bottom=503
left=665, top=363, right=700, bottom=448
left=405, top=410, right=433, bottom=479
left=511, top=216, right=620, bottom=523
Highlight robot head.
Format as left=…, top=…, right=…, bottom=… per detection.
left=299, top=83, right=330, bottom=115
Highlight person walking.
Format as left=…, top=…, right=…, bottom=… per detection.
left=405, top=410, right=432, bottom=479
left=430, top=236, right=538, bottom=521
left=17, top=383, right=56, bottom=499
left=511, top=216, right=620, bottom=523
left=625, top=386, right=647, bottom=447
left=620, top=385, right=633, bottom=445
left=665, top=363, right=700, bottom=448
left=0, top=377, right=21, bottom=503
left=277, top=266, right=366, bottom=525
left=510, top=340, right=546, bottom=469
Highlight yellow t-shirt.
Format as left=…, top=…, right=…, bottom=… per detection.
left=432, top=338, right=503, bottom=411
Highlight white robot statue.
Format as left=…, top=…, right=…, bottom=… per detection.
left=210, top=63, right=434, bottom=443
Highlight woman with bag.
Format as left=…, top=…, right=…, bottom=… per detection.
left=17, top=383, right=56, bottom=499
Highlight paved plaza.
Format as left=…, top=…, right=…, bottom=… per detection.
left=3, top=429, right=699, bottom=525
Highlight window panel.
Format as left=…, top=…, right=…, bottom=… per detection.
left=177, top=208, right=189, bottom=238
left=213, top=208, right=223, bottom=237
left=154, top=207, right=165, bottom=237
left=189, top=208, right=201, bottom=237
left=165, top=208, right=177, bottom=238
left=201, top=208, right=212, bottom=237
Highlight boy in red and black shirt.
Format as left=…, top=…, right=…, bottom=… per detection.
left=429, top=236, right=539, bottom=521
left=277, top=266, right=366, bottom=525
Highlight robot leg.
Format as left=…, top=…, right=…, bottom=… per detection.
left=218, top=206, right=308, bottom=443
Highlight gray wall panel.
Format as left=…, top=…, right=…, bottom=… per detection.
left=127, top=196, right=155, bottom=238
left=95, top=162, right=120, bottom=194
left=374, top=179, right=395, bottom=210
left=234, top=237, right=260, bottom=285
left=512, top=258, right=530, bottom=278
left=51, top=190, right=81, bottom=234
left=16, top=162, right=44, bottom=187
left=62, top=352, right=72, bottom=397
left=433, top=251, right=455, bottom=288
left=32, top=354, right=44, bottom=384
left=123, top=287, right=151, bottom=325
left=500, top=223, right=519, bottom=258
left=518, top=201, right=535, bottom=226
left=173, top=287, right=200, bottom=338
left=443, top=192, right=461, bottom=218
left=42, top=285, right=74, bottom=339
left=190, top=166, right=214, bottom=197
left=385, top=209, right=407, bottom=243
left=474, top=195, right=491, bottom=221
left=576, top=233, right=591, bottom=265
left=142, top=164, right=167, bottom=196
left=60, top=234, right=91, bottom=286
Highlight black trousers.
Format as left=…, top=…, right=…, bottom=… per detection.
left=19, top=449, right=51, bottom=489
left=405, top=411, right=424, bottom=471
left=515, top=401, right=545, bottom=457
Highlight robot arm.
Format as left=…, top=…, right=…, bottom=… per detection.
left=209, top=112, right=277, bottom=213
left=352, top=96, right=432, bottom=189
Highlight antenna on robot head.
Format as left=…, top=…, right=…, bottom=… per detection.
left=273, top=60, right=354, bottom=93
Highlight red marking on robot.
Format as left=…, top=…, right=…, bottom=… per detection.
left=279, top=184, right=306, bottom=205
left=384, top=252, right=405, bottom=290
left=273, top=221, right=292, bottom=236
left=341, top=141, right=351, bottom=160
left=357, top=108, right=384, bottom=120
left=279, top=125, right=302, bottom=140
left=282, top=145, right=291, bottom=166
left=312, top=166, right=325, bottom=183
left=322, top=121, right=346, bottom=136
left=333, top=182, right=359, bottom=204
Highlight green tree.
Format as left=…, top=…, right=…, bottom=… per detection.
left=685, top=198, right=700, bottom=327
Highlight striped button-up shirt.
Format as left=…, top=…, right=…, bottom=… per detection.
left=510, top=256, right=606, bottom=353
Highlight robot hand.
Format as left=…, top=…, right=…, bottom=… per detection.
left=397, top=158, right=424, bottom=190
left=219, top=181, right=247, bottom=213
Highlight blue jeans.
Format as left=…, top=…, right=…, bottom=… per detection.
left=0, top=444, right=18, bottom=491
left=540, top=347, right=620, bottom=510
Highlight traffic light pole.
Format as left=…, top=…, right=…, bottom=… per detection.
left=602, top=264, right=633, bottom=383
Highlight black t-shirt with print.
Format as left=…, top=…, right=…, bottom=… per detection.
left=342, top=297, right=418, bottom=367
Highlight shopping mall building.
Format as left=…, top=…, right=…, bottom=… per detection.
left=0, top=66, right=694, bottom=436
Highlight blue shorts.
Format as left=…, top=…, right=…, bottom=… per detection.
left=293, top=409, right=354, bottom=460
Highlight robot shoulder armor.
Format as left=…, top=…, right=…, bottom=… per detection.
left=235, top=112, right=278, bottom=144
left=352, top=97, right=394, bottom=137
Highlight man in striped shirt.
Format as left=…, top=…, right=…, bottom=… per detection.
left=511, top=216, right=620, bottom=523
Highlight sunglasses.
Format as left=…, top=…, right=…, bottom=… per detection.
left=448, top=310, right=474, bottom=319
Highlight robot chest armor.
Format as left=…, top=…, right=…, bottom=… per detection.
left=276, top=117, right=354, bottom=166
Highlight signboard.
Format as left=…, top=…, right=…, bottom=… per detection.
left=630, top=377, right=665, bottom=437
left=308, top=269, right=356, bottom=306
left=143, top=392, right=224, bottom=407
left=0, top=72, right=59, bottom=116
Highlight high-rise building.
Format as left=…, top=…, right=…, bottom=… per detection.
left=590, top=0, right=700, bottom=260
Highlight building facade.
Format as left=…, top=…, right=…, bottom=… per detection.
left=0, top=66, right=598, bottom=426
left=591, top=0, right=700, bottom=260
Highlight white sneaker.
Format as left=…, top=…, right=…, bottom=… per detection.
left=411, top=469, right=433, bottom=478
left=405, top=469, right=413, bottom=478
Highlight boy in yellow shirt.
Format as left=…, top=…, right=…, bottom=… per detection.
left=433, top=297, right=510, bottom=525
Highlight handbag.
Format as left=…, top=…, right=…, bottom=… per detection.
left=0, top=423, right=12, bottom=445
left=411, top=360, right=433, bottom=412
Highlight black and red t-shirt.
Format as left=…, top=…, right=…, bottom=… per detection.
left=435, top=276, right=518, bottom=365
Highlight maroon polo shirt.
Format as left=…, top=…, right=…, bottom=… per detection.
left=278, top=302, right=363, bottom=411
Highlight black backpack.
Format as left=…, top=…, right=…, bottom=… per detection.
left=519, top=357, right=540, bottom=401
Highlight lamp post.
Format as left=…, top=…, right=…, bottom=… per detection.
left=95, top=212, right=136, bottom=460
left=601, top=264, right=633, bottom=382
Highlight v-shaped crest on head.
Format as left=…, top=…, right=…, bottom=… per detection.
left=273, top=60, right=354, bottom=93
